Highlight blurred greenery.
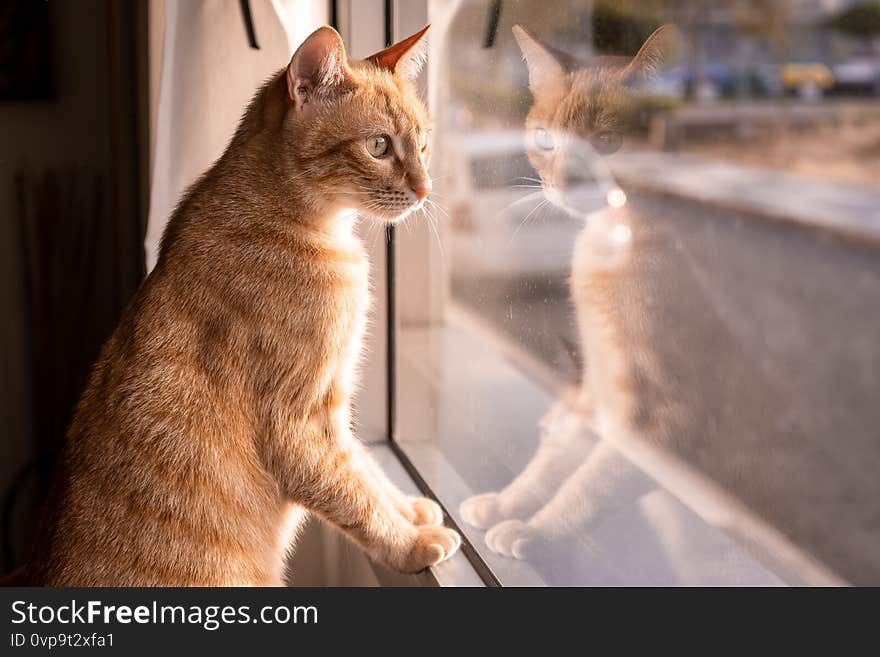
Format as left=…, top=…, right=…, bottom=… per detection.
left=449, top=71, right=532, bottom=123
left=592, top=0, right=664, bottom=55
left=825, top=2, right=880, bottom=39
left=591, top=0, right=793, bottom=55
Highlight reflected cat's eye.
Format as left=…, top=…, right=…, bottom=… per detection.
left=592, top=130, right=622, bottom=155
left=367, top=135, right=390, bottom=158
left=534, top=128, right=554, bottom=151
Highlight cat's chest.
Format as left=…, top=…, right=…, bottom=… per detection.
left=332, top=251, right=369, bottom=315
left=316, top=253, right=370, bottom=358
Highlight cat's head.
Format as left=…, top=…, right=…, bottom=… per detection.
left=512, top=24, right=678, bottom=216
left=284, top=25, right=431, bottom=224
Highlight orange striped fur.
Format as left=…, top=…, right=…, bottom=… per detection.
left=26, top=25, right=459, bottom=586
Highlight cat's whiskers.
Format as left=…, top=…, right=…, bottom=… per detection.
left=494, top=190, right=546, bottom=222
left=414, top=202, right=446, bottom=267
left=509, top=197, right=550, bottom=243
left=426, top=208, right=446, bottom=266
left=425, top=196, right=449, bottom=219
left=365, top=219, right=382, bottom=248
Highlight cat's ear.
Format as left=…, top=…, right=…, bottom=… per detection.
left=366, top=24, right=430, bottom=81
left=512, top=25, right=566, bottom=100
left=623, top=24, right=680, bottom=84
left=286, top=26, right=350, bottom=113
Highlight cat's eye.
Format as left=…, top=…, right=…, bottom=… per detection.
left=366, top=135, right=390, bottom=158
left=420, top=133, right=429, bottom=153
left=591, top=130, right=623, bottom=155
left=534, top=128, right=555, bottom=151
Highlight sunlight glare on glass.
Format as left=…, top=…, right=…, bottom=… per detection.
left=612, top=223, right=632, bottom=245
left=606, top=188, right=627, bottom=209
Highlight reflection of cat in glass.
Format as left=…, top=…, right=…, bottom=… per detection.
left=460, top=25, right=682, bottom=574
left=461, top=21, right=880, bottom=585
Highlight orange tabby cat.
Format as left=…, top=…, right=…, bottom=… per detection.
left=461, top=25, right=692, bottom=573
left=23, top=25, right=460, bottom=586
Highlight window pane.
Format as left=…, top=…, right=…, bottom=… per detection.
left=397, top=0, right=880, bottom=585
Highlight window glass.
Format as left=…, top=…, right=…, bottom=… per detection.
left=397, top=0, right=880, bottom=585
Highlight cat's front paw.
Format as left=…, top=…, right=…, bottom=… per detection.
left=399, top=496, right=444, bottom=526
left=459, top=492, right=506, bottom=529
left=392, top=525, right=462, bottom=573
left=485, top=519, right=540, bottom=560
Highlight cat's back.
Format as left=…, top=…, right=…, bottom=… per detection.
left=31, top=263, right=284, bottom=585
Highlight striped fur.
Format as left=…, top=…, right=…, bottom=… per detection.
left=26, top=26, right=458, bottom=586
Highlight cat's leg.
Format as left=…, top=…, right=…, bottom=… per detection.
left=323, top=383, right=443, bottom=527
left=324, top=397, right=442, bottom=527
left=460, top=397, right=597, bottom=529
left=360, top=454, right=445, bottom=526
left=278, top=427, right=460, bottom=573
left=484, top=441, right=654, bottom=560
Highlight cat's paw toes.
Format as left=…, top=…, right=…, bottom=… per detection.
left=510, top=533, right=541, bottom=561
left=409, top=497, right=444, bottom=526
left=459, top=492, right=505, bottom=529
left=397, top=525, right=461, bottom=573
left=485, top=520, right=539, bottom=559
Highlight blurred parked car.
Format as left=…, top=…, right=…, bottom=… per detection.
left=831, top=58, right=880, bottom=95
left=446, top=131, right=584, bottom=279
left=656, top=64, right=780, bottom=101
left=781, top=63, right=834, bottom=99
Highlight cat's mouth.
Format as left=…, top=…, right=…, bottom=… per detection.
left=361, top=192, right=425, bottom=224
left=543, top=182, right=611, bottom=219
left=539, top=155, right=624, bottom=220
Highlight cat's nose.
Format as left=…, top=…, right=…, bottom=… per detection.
left=409, top=179, right=431, bottom=201
left=562, top=164, right=597, bottom=190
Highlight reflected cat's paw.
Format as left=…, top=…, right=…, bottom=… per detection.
left=460, top=492, right=506, bottom=529
left=485, top=519, right=540, bottom=559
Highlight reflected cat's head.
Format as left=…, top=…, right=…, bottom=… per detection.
left=512, top=24, right=678, bottom=216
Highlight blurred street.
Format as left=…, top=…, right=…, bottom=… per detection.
left=453, top=148, right=880, bottom=383
left=451, top=171, right=880, bottom=582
